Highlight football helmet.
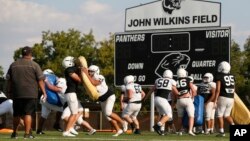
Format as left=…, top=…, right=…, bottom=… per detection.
left=203, top=73, right=214, bottom=83
left=121, top=85, right=126, bottom=92
left=62, top=56, right=75, bottom=68
left=43, top=69, right=54, bottom=75
left=88, top=65, right=100, bottom=76
left=218, top=61, right=231, bottom=74
left=163, top=69, right=173, bottom=78
left=177, top=68, right=187, bottom=78
left=124, top=75, right=134, bottom=85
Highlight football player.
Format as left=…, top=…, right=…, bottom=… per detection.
left=214, top=61, right=235, bottom=137
left=61, top=103, right=96, bottom=136
left=62, top=56, right=83, bottom=137
left=122, top=75, right=145, bottom=134
left=145, top=69, right=178, bottom=135
left=82, top=65, right=127, bottom=136
left=174, top=68, right=196, bottom=136
left=197, top=73, right=216, bottom=134
left=36, top=70, right=65, bottom=134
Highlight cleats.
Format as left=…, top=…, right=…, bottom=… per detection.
left=112, top=129, right=123, bottom=137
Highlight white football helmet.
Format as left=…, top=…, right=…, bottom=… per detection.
left=62, top=56, right=75, bottom=68
left=177, top=68, right=187, bottom=78
left=203, top=73, right=214, bottom=83
left=88, top=65, right=100, bottom=76
left=121, top=85, right=126, bottom=92
left=124, top=75, right=134, bottom=85
left=218, top=61, right=231, bottom=74
left=163, top=69, right=173, bottom=78
left=43, top=69, right=54, bottom=75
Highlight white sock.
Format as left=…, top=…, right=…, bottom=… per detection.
left=157, top=122, right=162, bottom=126
left=219, top=128, right=224, bottom=133
left=160, top=125, right=165, bottom=131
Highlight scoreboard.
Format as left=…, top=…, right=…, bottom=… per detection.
left=114, top=27, right=230, bottom=86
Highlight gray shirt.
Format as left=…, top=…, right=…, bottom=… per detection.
left=7, top=58, right=44, bottom=98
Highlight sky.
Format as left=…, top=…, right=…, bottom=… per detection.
left=0, top=0, right=249, bottom=75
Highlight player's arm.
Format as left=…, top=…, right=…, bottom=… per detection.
left=189, top=82, right=197, bottom=98
left=144, top=86, right=155, bottom=102
left=120, top=93, right=124, bottom=103
left=171, top=85, right=178, bottom=108
left=45, top=80, right=62, bottom=93
left=81, top=67, right=100, bottom=86
left=214, top=80, right=221, bottom=104
left=141, top=89, right=146, bottom=100
left=120, top=94, right=124, bottom=111
left=69, top=72, right=82, bottom=83
left=207, top=85, right=216, bottom=104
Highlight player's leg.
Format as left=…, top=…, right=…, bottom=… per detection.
left=122, top=104, right=134, bottom=130
left=37, top=104, right=51, bottom=134
left=176, top=99, right=184, bottom=135
left=76, top=114, right=96, bottom=135
left=103, top=95, right=127, bottom=132
left=205, top=102, right=213, bottom=134
left=215, top=96, right=227, bottom=137
left=63, top=93, right=79, bottom=137
left=100, top=97, right=123, bottom=136
left=224, top=98, right=235, bottom=125
left=155, top=97, right=172, bottom=126
left=185, top=98, right=195, bottom=136
left=53, top=111, right=63, bottom=132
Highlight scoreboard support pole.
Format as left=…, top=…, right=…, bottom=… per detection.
left=150, top=92, right=155, bottom=132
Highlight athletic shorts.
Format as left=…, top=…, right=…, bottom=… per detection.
left=13, top=98, right=37, bottom=117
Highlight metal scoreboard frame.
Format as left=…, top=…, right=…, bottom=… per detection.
left=114, top=27, right=231, bottom=86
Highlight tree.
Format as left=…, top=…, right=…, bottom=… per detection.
left=0, top=66, right=4, bottom=78
left=230, top=40, right=245, bottom=93
left=96, top=33, right=115, bottom=85
left=241, top=36, right=250, bottom=105
left=13, top=29, right=97, bottom=77
left=12, top=29, right=99, bottom=101
left=243, top=36, right=250, bottom=81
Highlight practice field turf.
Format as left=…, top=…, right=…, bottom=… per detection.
left=0, top=131, right=229, bottom=141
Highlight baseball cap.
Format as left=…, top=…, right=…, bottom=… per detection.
left=22, top=46, right=32, bottom=56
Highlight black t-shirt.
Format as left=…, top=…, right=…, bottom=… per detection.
left=64, top=66, right=79, bottom=93
left=215, top=72, right=235, bottom=98
left=176, top=77, right=192, bottom=96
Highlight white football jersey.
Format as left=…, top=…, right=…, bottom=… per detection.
left=56, top=78, right=67, bottom=95
left=154, top=78, right=176, bottom=100
left=92, top=74, right=108, bottom=96
left=125, top=83, right=143, bottom=102
left=154, top=78, right=176, bottom=90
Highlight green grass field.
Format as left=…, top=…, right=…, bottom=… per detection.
left=0, top=131, right=229, bottom=141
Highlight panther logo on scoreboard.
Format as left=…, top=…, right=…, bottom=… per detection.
left=155, top=52, right=190, bottom=78
left=162, top=0, right=182, bottom=14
